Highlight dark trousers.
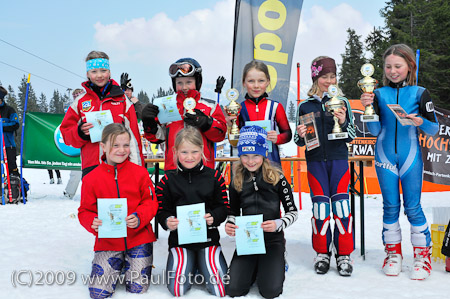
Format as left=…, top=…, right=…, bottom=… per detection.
left=227, top=240, right=285, bottom=299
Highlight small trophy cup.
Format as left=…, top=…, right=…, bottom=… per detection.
left=183, top=97, right=196, bottom=115
left=225, top=88, right=241, bottom=147
left=325, top=85, right=348, bottom=140
left=357, top=63, right=379, bottom=122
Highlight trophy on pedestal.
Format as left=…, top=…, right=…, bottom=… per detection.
left=325, top=85, right=348, bottom=140
left=225, top=88, right=241, bottom=147
left=357, top=63, right=379, bottom=122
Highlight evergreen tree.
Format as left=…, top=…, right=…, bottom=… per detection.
left=37, top=93, right=49, bottom=113
left=49, top=90, right=63, bottom=114
left=150, top=87, right=174, bottom=101
left=60, top=93, right=71, bottom=113
left=17, top=75, right=40, bottom=114
left=6, top=86, right=20, bottom=119
left=287, top=100, right=296, bottom=122
left=365, top=27, right=389, bottom=83
left=137, top=90, right=150, bottom=104
left=338, top=28, right=365, bottom=99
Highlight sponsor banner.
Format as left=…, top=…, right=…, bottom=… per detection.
left=23, top=112, right=81, bottom=170
left=232, top=0, right=303, bottom=108
left=420, top=107, right=450, bottom=185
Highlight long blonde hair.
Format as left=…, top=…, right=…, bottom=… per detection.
left=232, top=158, right=283, bottom=192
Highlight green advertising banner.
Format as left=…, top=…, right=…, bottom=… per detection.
left=23, top=112, right=81, bottom=170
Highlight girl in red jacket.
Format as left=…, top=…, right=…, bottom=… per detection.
left=61, top=51, right=144, bottom=178
left=79, top=123, right=158, bottom=299
left=235, top=60, right=292, bottom=167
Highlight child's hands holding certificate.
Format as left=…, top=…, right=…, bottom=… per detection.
left=167, top=216, right=179, bottom=231
left=91, top=217, right=102, bottom=232
left=225, top=223, right=238, bottom=236
left=261, top=220, right=277, bottom=232
left=126, top=214, right=139, bottom=229
left=204, top=213, right=214, bottom=225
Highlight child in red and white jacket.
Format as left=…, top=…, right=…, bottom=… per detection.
left=79, top=123, right=158, bottom=298
left=61, top=50, right=144, bottom=178
left=142, top=57, right=226, bottom=170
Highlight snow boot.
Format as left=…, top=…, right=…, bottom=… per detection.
left=50, top=178, right=55, bottom=184
left=411, top=247, right=432, bottom=280
left=314, top=253, right=331, bottom=274
left=57, top=178, right=63, bottom=184
left=336, top=255, right=353, bottom=276
left=382, top=243, right=402, bottom=276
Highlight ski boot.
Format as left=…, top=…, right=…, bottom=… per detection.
left=50, top=178, right=55, bottom=184
left=411, top=247, right=432, bottom=280
left=336, top=255, right=353, bottom=276
left=57, top=178, right=63, bottom=184
left=314, top=253, right=331, bottom=274
left=382, top=243, right=402, bottom=276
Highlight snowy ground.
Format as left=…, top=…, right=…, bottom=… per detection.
left=1, top=168, right=449, bottom=299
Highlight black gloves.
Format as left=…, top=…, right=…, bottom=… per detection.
left=184, top=109, right=213, bottom=132
left=214, top=76, right=226, bottom=94
left=120, top=73, right=131, bottom=91
left=142, top=103, right=160, bottom=134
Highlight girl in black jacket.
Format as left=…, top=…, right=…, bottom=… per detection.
left=225, top=125, right=298, bottom=299
left=156, top=126, right=228, bottom=297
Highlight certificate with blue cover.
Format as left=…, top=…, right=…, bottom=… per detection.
left=85, top=110, right=114, bottom=143
left=153, top=95, right=182, bottom=124
left=235, top=214, right=266, bottom=256
left=97, top=198, right=127, bottom=239
left=245, top=120, right=273, bottom=152
left=176, top=203, right=207, bottom=245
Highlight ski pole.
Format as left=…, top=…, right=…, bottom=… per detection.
left=19, top=74, right=31, bottom=204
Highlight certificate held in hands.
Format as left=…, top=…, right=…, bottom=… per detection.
left=235, top=214, right=266, bottom=256
left=97, top=198, right=128, bottom=239
left=85, top=110, right=114, bottom=143
left=176, top=203, right=207, bottom=245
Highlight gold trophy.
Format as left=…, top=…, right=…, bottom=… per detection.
left=225, top=88, right=241, bottom=147
left=325, top=85, right=348, bottom=140
left=183, top=97, right=196, bottom=115
left=357, top=63, right=379, bottom=122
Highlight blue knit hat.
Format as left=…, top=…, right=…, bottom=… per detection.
left=237, top=125, right=269, bottom=157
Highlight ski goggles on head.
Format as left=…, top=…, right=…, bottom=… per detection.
left=169, top=62, right=200, bottom=78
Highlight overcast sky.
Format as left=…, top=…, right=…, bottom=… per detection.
left=1, top=0, right=386, bottom=103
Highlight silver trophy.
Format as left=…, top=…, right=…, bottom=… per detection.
left=325, top=85, right=348, bottom=140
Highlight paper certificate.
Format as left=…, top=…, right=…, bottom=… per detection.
left=387, top=104, right=415, bottom=126
left=153, top=95, right=182, bottom=124
left=300, top=112, right=320, bottom=151
left=235, top=214, right=266, bottom=256
left=85, top=110, right=114, bottom=143
left=97, top=198, right=127, bottom=239
left=245, top=120, right=273, bottom=152
left=176, top=203, right=207, bottom=245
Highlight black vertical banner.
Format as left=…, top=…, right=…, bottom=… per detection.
left=231, top=0, right=303, bottom=108
left=420, top=107, right=450, bottom=186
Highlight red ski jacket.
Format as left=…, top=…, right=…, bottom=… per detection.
left=237, top=94, right=292, bottom=164
left=60, top=80, right=144, bottom=174
left=145, top=90, right=226, bottom=170
left=79, top=159, right=158, bottom=251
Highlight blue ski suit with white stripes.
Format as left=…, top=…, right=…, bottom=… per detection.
left=368, top=83, right=438, bottom=247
